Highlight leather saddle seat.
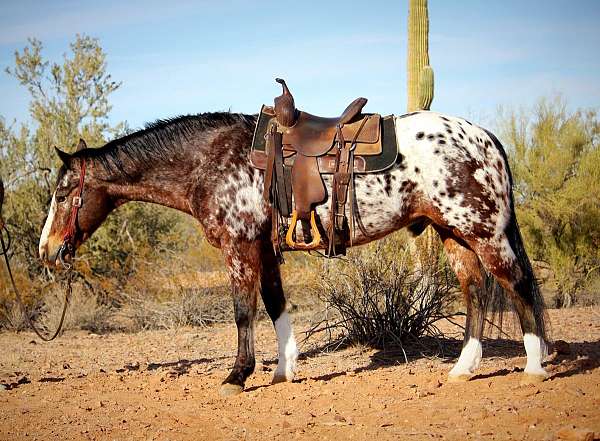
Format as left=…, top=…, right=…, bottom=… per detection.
left=272, top=79, right=381, bottom=158
left=279, top=108, right=381, bottom=157
left=282, top=98, right=368, bottom=156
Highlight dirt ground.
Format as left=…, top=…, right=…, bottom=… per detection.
left=1, top=306, right=599, bottom=441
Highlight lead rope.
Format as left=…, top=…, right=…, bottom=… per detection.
left=0, top=157, right=85, bottom=341
left=0, top=225, right=72, bottom=341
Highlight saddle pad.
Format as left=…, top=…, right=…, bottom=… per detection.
left=250, top=108, right=398, bottom=174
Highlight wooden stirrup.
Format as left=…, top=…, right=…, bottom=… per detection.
left=285, top=210, right=321, bottom=250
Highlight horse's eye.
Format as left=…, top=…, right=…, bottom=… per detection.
left=56, top=196, right=67, bottom=203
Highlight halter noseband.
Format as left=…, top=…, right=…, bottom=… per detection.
left=58, top=158, right=86, bottom=267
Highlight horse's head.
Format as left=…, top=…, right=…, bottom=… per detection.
left=39, top=139, right=114, bottom=267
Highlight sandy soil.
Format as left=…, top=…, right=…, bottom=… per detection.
left=1, top=306, right=599, bottom=441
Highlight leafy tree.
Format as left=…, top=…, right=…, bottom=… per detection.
left=501, top=98, right=600, bottom=306
left=1, top=35, right=188, bottom=295
left=1, top=35, right=123, bottom=275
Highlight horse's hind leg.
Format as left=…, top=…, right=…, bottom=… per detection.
left=466, top=225, right=548, bottom=383
left=436, top=229, right=486, bottom=381
left=259, top=240, right=298, bottom=384
left=220, top=239, right=261, bottom=396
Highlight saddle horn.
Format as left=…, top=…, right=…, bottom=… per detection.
left=274, top=78, right=298, bottom=127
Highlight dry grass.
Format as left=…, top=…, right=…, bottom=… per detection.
left=0, top=275, right=235, bottom=335
left=38, top=283, right=115, bottom=334
left=0, top=300, right=28, bottom=332
left=116, top=286, right=232, bottom=332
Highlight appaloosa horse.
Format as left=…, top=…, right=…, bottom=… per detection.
left=39, top=111, right=548, bottom=395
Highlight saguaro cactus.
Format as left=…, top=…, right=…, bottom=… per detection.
left=407, top=0, right=439, bottom=272
left=407, top=0, right=434, bottom=112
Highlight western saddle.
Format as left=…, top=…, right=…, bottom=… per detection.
left=250, top=78, right=398, bottom=258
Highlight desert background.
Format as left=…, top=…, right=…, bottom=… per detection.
left=1, top=1, right=599, bottom=440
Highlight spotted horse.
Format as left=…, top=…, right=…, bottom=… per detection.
left=39, top=101, right=548, bottom=395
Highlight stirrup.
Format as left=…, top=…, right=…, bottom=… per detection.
left=285, top=210, right=322, bottom=250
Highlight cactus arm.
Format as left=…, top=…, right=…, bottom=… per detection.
left=417, top=65, right=434, bottom=111
left=407, top=0, right=434, bottom=112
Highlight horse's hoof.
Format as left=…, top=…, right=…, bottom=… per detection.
left=272, top=373, right=292, bottom=384
left=219, top=383, right=244, bottom=396
left=520, top=372, right=548, bottom=385
left=447, top=373, right=473, bottom=383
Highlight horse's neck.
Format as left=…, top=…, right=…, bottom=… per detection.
left=104, top=162, right=195, bottom=214
left=100, top=121, right=253, bottom=217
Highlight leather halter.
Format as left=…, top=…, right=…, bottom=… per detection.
left=58, top=158, right=86, bottom=266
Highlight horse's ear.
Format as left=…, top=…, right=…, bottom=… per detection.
left=76, top=138, right=87, bottom=151
left=54, top=147, right=72, bottom=166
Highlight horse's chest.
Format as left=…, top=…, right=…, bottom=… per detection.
left=206, top=168, right=270, bottom=242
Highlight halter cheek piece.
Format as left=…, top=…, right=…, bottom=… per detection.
left=57, top=158, right=86, bottom=268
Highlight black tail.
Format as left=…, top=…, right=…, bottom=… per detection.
left=483, top=129, right=548, bottom=342
left=505, top=209, right=548, bottom=341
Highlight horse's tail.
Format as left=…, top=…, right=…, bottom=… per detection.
left=505, top=200, right=548, bottom=341
left=483, top=129, right=548, bottom=342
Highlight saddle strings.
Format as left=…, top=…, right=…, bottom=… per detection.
left=347, top=115, right=370, bottom=247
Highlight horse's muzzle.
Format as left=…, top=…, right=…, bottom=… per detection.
left=39, top=238, right=64, bottom=268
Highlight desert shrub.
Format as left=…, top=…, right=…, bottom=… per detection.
left=0, top=35, right=205, bottom=312
left=500, top=98, right=600, bottom=306
left=314, top=233, right=458, bottom=349
left=1, top=36, right=124, bottom=278
left=0, top=300, right=29, bottom=332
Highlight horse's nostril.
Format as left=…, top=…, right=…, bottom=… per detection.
left=40, top=247, right=47, bottom=261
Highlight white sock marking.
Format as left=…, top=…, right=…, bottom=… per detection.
left=274, top=311, right=298, bottom=381
left=449, top=337, right=482, bottom=377
left=39, top=193, right=57, bottom=259
left=523, top=333, right=548, bottom=376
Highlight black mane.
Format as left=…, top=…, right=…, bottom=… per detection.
left=74, top=112, right=256, bottom=174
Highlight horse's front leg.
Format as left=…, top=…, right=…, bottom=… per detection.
left=258, top=239, right=298, bottom=384
left=220, top=239, right=261, bottom=396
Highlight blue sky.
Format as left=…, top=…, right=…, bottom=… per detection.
left=1, top=0, right=599, bottom=132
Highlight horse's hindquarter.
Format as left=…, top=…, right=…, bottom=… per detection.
left=392, top=112, right=513, bottom=241
left=316, top=112, right=512, bottom=245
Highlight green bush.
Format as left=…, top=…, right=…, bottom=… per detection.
left=0, top=36, right=197, bottom=313
left=500, top=97, right=600, bottom=306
